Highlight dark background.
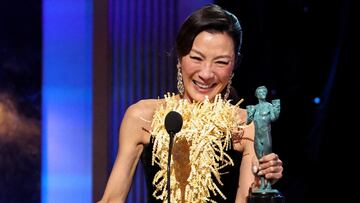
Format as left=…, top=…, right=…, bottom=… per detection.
left=0, top=0, right=41, bottom=202
left=0, top=0, right=42, bottom=118
left=217, top=0, right=357, bottom=202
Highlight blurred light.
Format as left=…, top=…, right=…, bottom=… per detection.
left=304, top=6, right=309, bottom=13
left=314, top=97, right=321, bottom=104
left=42, top=0, right=93, bottom=202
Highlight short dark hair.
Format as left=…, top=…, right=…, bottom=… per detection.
left=255, top=86, right=268, bottom=96
left=176, top=4, right=243, bottom=66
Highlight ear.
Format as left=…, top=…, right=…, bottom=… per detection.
left=177, top=59, right=181, bottom=68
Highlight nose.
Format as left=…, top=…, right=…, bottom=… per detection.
left=198, top=63, right=215, bottom=82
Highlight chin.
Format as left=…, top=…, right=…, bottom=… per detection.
left=187, top=93, right=217, bottom=102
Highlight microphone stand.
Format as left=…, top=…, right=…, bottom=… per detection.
left=167, top=132, right=174, bottom=203
left=164, top=110, right=182, bottom=203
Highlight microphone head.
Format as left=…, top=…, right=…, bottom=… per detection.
left=164, top=111, right=183, bottom=134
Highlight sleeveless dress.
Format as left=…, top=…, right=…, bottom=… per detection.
left=141, top=140, right=243, bottom=203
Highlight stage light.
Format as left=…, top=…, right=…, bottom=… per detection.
left=313, top=97, right=321, bottom=104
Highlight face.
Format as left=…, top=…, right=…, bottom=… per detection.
left=179, top=31, right=235, bottom=102
left=256, top=87, right=267, bottom=99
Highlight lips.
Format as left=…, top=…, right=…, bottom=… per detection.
left=193, top=80, right=216, bottom=90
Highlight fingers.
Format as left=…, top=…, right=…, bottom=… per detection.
left=252, top=164, right=258, bottom=174
left=263, top=165, right=283, bottom=179
left=259, top=158, right=283, bottom=171
left=257, top=153, right=283, bottom=184
left=259, top=153, right=278, bottom=163
left=259, top=153, right=282, bottom=169
left=257, top=164, right=282, bottom=177
left=251, top=156, right=259, bottom=174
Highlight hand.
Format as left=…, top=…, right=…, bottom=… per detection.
left=256, top=153, right=283, bottom=184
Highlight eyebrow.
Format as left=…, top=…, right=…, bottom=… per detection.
left=190, top=49, right=232, bottom=60
left=190, top=49, right=205, bottom=58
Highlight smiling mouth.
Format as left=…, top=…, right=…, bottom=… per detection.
left=193, top=80, right=216, bottom=90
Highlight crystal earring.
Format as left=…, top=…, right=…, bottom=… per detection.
left=224, top=73, right=234, bottom=100
left=177, top=65, right=184, bottom=95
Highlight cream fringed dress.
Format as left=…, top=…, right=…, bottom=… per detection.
left=140, top=94, right=246, bottom=203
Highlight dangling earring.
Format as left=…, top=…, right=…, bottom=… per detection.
left=177, top=64, right=184, bottom=95
left=224, top=73, right=234, bottom=100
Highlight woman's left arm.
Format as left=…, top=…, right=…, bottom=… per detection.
left=235, top=121, right=256, bottom=203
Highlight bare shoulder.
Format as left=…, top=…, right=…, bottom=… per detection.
left=233, top=107, right=254, bottom=152
left=236, top=107, right=254, bottom=137
left=123, top=98, right=164, bottom=144
left=127, top=98, right=164, bottom=121
left=235, top=107, right=247, bottom=124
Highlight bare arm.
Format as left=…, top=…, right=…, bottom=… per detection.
left=98, top=102, right=151, bottom=203
left=235, top=122, right=256, bottom=203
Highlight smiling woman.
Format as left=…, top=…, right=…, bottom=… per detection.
left=98, top=4, right=283, bottom=203
left=178, top=31, right=235, bottom=102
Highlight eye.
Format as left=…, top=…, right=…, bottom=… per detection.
left=190, top=56, right=202, bottom=61
left=216, top=61, right=230, bottom=65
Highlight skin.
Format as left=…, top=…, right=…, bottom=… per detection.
left=98, top=31, right=283, bottom=203
left=180, top=31, right=235, bottom=102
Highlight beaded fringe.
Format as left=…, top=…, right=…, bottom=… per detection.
left=150, top=93, right=245, bottom=202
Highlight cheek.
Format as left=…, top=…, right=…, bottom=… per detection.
left=217, top=69, right=233, bottom=83
left=181, top=62, right=198, bottom=79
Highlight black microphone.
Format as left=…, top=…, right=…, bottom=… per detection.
left=165, top=111, right=183, bottom=135
left=164, top=111, right=183, bottom=203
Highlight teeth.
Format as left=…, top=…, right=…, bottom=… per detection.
left=194, top=81, right=212, bottom=89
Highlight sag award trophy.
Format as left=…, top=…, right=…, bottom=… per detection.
left=246, top=86, right=285, bottom=203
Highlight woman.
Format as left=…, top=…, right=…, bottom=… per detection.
left=99, top=4, right=283, bottom=203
